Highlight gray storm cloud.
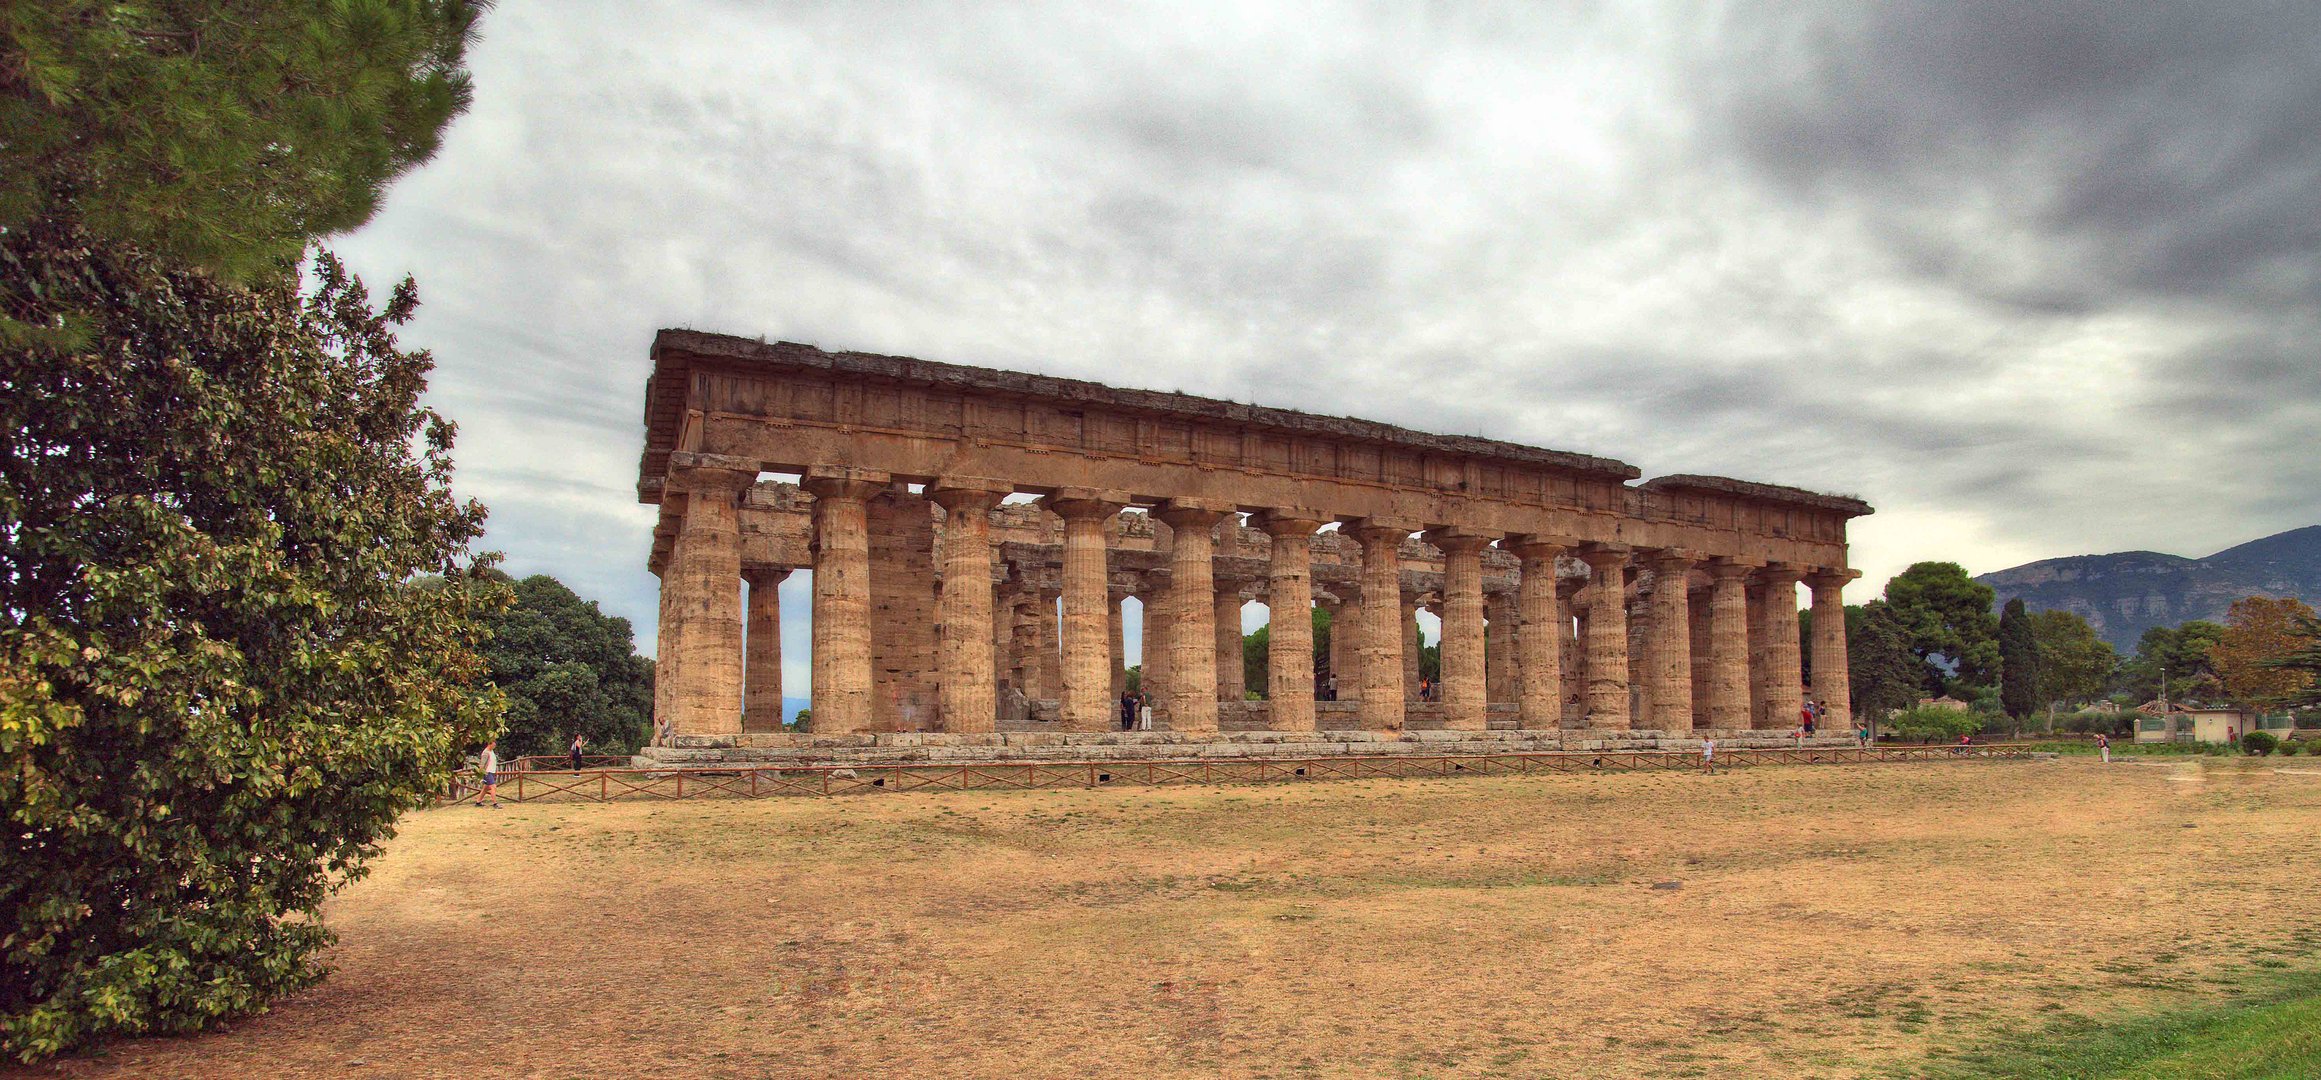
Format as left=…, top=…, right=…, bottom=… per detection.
left=334, top=0, right=2321, bottom=676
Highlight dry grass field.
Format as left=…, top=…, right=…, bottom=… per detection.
left=18, top=756, right=2321, bottom=1079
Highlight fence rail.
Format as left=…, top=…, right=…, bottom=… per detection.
left=440, top=744, right=2037, bottom=805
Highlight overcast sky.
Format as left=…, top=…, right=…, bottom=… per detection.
left=336, top=1, right=2321, bottom=691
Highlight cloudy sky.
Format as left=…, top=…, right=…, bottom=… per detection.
left=336, top=1, right=2321, bottom=692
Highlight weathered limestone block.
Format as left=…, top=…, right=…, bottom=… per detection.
left=1761, top=565, right=1805, bottom=729
left=1156, top=501, right=1232, bottom=733
left=1045, top=489, right=1128, bottom=732
left=1350, top=521, right=1413, bottom=731
left=1508, top=537, right=1570, bottom=731
left=931, top=480, right=1008, bottom=733
left=1254, top=511, right=1324, bottom=732
left=869, top=487, right=939, bottom=731
left=1707, top=561, right=1754, bottom=730
left=1425, top=529, right=1491, bottom=732
left=1646, top=551, right=1695, bottom=732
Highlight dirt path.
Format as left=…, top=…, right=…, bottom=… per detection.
left=18, top=757, right=2320, bottom=1079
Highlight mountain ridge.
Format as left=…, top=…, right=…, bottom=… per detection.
left=1975, top=526, right=2321, bottom=651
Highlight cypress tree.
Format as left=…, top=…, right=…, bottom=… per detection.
left=1998, top=597, right=2042, bottom=720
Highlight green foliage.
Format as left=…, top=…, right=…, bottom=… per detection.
left=0, top=222, right=501, bottom=1059
left=0, top=1, right=483, bottom=282
left=1419, top=628, right=1440, bottom=684
left=1244, top=623, right=1267, bottom=698
left=1848, top=601, right=1921, bottom=722
left=792, top=708, right=811, bottom=728
left=2278, top=741, right=2301, bottom=757
left=2117, top=621, right=2225, bottom=703
left=2057, top=710, right=2130, bottom=736
left=2260, top=613, right=2321, bottom=709
left=2027, top=609, right=2117, bottom=707
left=1921, top=964, right=2321, bottom=1079
left=1881, top=562, right=2000, bottom=696
left=477, top=574, right=654, bottom=757
left=2241, top=730, right=2279, bottom=756
left=1880, top=704, right=1984, bottom=742
left=1998, top=598, right=2041, bottom=719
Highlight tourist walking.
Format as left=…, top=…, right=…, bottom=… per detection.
left=1857, top=722, right=1871, bottom=747
left=1701, top=736, right=1715, bottom=775
left=474, top=740, right=502, bottom=809
left=1800, top=703, right=1816, bottom=737
left=1119, top=691, right=1138, bottom=731
left=2096, top=732, right=2111, bottom=764
left=568, top=732, right=586, bottom=772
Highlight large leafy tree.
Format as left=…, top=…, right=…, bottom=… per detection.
left=1881, top=562, right=2000, bottom=696
left=2027, top=609, right=2116, bottom=708
left=480, top=575, right=655, bottom=757
left=0, top=224, right=502, bottom=1058
left=0, top=1, right=483, bottom=282
left=2261, top=614, right=2321, bottom=709
left=0, top=0, right=490, bottom=1059
left=2116, top=620, right=2224, bottom=703
left=1997, top=598, right=2042, bottom=719
left=2212, top=596, right=2318, bottom=708
left=1848, top=601, right=1922, bottom=723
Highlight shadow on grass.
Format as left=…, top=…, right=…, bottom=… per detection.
left=1914, top=967, right=2321, bottom=1079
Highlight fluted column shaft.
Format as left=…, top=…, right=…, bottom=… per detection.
left=1140, top=574, right=1172, bottom=723
left=1689, top=587, right=1712, bottom=723
left=743, top=567, right=789, bottom=732
left=1351, top=523, right=1412, bottom=730
left=1558, top=579, right=1584, bottom=726
left=1043, top=491, right=1125, bottom=732
left=1429, top=532, right=1490, bottom=730
left=1109, top=585, right=1130, bottom=700
left=1747, top=581, right=1771, bottom=727
left=929, top=484, right=1005, bottom=733
left=1809, top=571, right=1857, bottom=729
left=1036, top=589, right=1062, bottom=703
left=1707, top=563, right=1753, bottom=729
left=804, top=469, right=886, bottom=734
left=1762, top=567, right=1806, bottom=729
left=1215, top=586, right=1246, bottom=701
left=1509, top=540, right=1568, bottom=730
left=664, top=466, right=757, bottom=735
left=1647, top=554, right=1695, bottom=732
left=1402, top=592, right=1422, bottom=699
left=1255, top=513, right=1322, bottom=731
left=1157, top=502, right=1230, bottom=733
left=1579, top=546, right=1632, bottom=728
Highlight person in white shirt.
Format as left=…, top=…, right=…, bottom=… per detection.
left=474, top=740, right=502, bottom=809
left=1701, top=737, right=1715, bottom=775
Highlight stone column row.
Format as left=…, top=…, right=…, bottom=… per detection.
left=654, top=462, right=1853, bottom=741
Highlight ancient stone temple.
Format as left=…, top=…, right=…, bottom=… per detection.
left=637, top=330, right=1870, bottom=758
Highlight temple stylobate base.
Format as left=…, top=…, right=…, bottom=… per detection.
left=634, top=726, right=1865, bottom=768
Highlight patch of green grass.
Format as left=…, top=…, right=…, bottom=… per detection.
left=1918, top=968, right=2321, bottom=1079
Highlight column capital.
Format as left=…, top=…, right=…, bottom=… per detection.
left=1421, top=527, right=1495, bottom=555
left=667, top=462, right=759, bottom=498
left=1645, top=548, right=1701, bottom=573
left=1042, top=487, right=1132, bottom=520
left=1577, top=542, right=1631, bottom=570
left=1154, top=498, right=1235, bottom=530
left=1347, top=518, right=1418, bottom=545
left=1250, top=508, right=1329, bottom=536
left=1706, top=556, right=1762, bottom=581
left=1502, top=533, right=1578, bottom=560
left=929, top=476, right=1013, bottom=513
left=1755, top=562, right=1805, bottom=587
left=1806, top=567, right=1863, bottom=589
left=741, top=565, right=793, bottom=588
left=802, top=465, right=891, bottom=501
left=1556, top=576, right=1587, bottom=599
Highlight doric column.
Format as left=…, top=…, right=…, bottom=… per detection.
left=652, top=564, right=676, bottom=730
left=1808, top=569, right=1859, bottom=730
left=1140, top=570, right=1172, bottom=724
left=1318, top=594, right=1347, bottom=700
left=1157, top=500, right=1234, bottom=733
left=1036, top=587, right=1062, bottom=703
left=1578, top=543, right=1632, bottom=729
left=1425, top=529, right=1491, bottom=731
left=742, top=567, right=790, bottom=732
left=1253, top=511, right=1324, bottom=730
left=1747, top=578, right=1770, bottom=727
left=1401, top=588, right=1422, bottom=700
left=929, top=480, right=1009, bottom=733
left=1215, top=584, right=1246, bottom=701
left=992, top=583, right=1017, bottom=709
left=1042, top=489, right=1128, bottom=732
left=1706, top=560, right=1753, bottom=730
left=1109, top=580, right=1132, bottom=701
left=1485, top=592, right=1516, bottom=704
left=662, top=458, right=757, bottom=736
left=1689, top=584, right=1713, bottom=723
left=799, top=466, right=886, bottom=733
left=1557, top=576, right=1585, bottom=727
left=1507, top=537, right=1570, bottom=730
left=1646, top=551, right=1696, bottom=732
left=1761, top=565, right=1806, bottom=730
left=1349, top=521, right=1415, bottom=731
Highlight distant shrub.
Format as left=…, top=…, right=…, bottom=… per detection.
left=2240, top=731, right=2279, bottom=756
left=2277, top=741, right=2301, bottom=757
left=1883, top=705, right=1985, bottom=743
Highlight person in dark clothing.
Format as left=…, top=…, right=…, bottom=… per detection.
left=1120, top=691, right=1139, bottom=730
left=568, top=733, right=586, bottom=772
